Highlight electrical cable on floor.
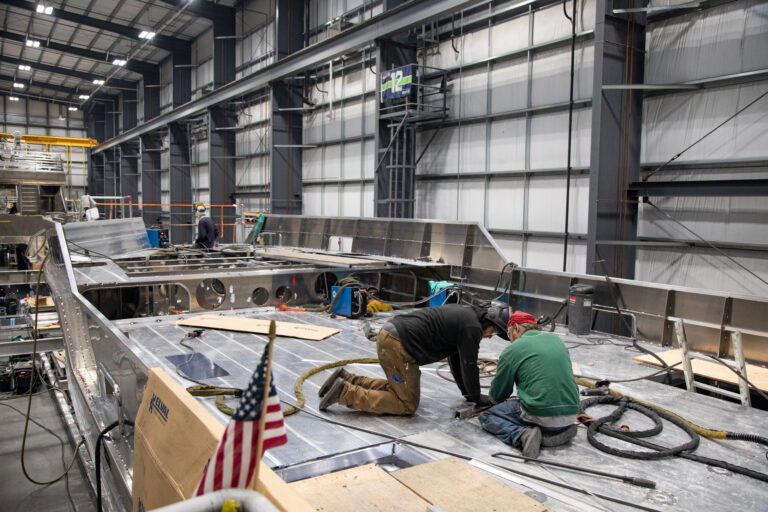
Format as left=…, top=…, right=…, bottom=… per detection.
left=436, top=358, right=497, bottom=388
left=643, top=88, right=768, bottom=182
left=645, top=200, right=768, bottom=289
left=596, top=258, right=673, bottom=384
left=576, top=361, right=683, bottom=383
left=20, top=251, right=86, bottom=486
left=577, top=377, right=768, bottom=479
left=0, top=399, right=78, bottom=512
left=95, top=420, right=134, bottom=512
left=279, top=399, right=663, bottom=512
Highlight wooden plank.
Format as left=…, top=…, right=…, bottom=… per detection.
left=258, top=248, right=383, bottom=267
left=177, top=314, right=340, bottom=341
left=634, top=349, right=768, bottom=392
left=290, top=464, right=431, bottom=512
left=392, top=458, right=548, bottom=512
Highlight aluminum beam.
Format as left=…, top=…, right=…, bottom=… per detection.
left=93, top=0, right=486, bottom=153
left=5, top=0, right=189, bottom=53
left=586, top=1, right=645, bottom=279
left=0, top=337, right=62, bottom=357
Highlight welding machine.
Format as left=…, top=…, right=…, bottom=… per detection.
left=147, top=227, right=170, bottom=248
left=11, top=359, right=39, bottom=394
left=330, top=285, right=368, bottom=318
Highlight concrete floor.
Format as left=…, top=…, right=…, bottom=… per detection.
left=0, top=391, right=95, bottom=512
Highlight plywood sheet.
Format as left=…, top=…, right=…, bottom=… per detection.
left=634, top=349, right=768, bottom=392
left=290, top=464, right=430, bottom=512
left=391, top=458, right=548, bottom=512
left=258, top=248, right=382, bottom=267
left=177, top=314, right=340, bottom=341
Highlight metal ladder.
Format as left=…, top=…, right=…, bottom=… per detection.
left=674, top=319, right=752, bottom=406
left=18, top=185, right=40, bottom=214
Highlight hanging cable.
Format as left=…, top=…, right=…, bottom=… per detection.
left=645, top=200, right=768, bottom=289
left=644, top=88, right=768, bottom=181
left=562, top=0, right=577, bottom=271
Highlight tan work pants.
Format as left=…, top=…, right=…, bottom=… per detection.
left=339, top=329, right=421, bottom=415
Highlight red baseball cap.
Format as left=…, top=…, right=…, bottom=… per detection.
left=507, top=310, right=537, bottom=327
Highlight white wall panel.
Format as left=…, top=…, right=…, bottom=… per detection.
left=529, top=108, right=591, bottom=169
left=362, top=139, right=375, bottom=179
left=417, top=128, right=459, bottom=175
left=533, top=0, right=596, bottom=45
left=344, top=99, right=364, bottom=138
left=323, top=184, right=340, bottom=216
left=646, top=0, right=768, bottom=84
left=303, top=147, right=323, bottom=181
left=526, top=238, right=586, bottom=272
left=342, top=141, right=363, bottom=179
left=488, top=118, right=526, bottom=170
left=324, top=144, right=342, bottom=179
left=493, top=235, right=525, bottom=264
left=304, top=186, right=321, bottom=215
left=415, top=181, right=458, bottom=220
left=457, top=179, right=486, bottom=224
left=530, top=43, right=593, bottom=106
left=490, top=15, right=529, bottom=55
left=489, top=58, right=528, bottom=113
left=448, top=68, right=488, bottom=119
left=527, top=174, right=589, bottom=233
left=642, top=84, right=768, bottom=163
left=487, top=176, right=526, bottom=231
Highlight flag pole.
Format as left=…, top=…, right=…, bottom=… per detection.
left=251, top=320, right=278, bottom=489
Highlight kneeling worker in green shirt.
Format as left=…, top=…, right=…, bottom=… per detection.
left=479, top=311, right=580, bottom=458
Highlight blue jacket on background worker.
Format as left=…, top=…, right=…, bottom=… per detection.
left=193, top=205, right=218, bottom=249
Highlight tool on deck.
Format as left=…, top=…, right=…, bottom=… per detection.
left=491, top=452, right=657, bottom=489
left=278, top=304, right=306, bottom=312
left=453, top=403, right=492, bottom=419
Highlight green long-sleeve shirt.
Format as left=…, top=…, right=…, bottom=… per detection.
left=489, top=330, right=579, bottom=417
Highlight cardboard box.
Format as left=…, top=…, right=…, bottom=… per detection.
left=132, top=368, right=312, bottom=511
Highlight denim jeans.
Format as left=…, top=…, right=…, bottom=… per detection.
left=478, top=399, right=532, bottom=447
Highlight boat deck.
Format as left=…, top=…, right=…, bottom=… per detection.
left=116, top=308, right=768, bottom=512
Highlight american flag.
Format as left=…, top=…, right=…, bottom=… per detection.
left=195, top=345, right=287, bottom=495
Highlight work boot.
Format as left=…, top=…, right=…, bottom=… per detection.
left=318, top=367, right=350, bottom=397
left=519, top=427, right=542, bottom=459
left=541, top=425, right=578, bottom=447
left=319, top=378, right=346, bottom=411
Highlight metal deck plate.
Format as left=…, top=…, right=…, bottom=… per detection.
left=116, top=309, right=768, bottom=512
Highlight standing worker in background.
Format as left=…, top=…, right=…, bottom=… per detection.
left=479, top=311, right=579, bottom=458
left=318, top=303, right=510, bottom=415
left=193, top=204, right=218, bottom=249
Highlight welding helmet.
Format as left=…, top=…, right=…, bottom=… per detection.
left=485, top=302, right=510, bottom=341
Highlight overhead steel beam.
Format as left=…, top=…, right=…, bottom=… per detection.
left=0, top=74, right=112, bottom=100
left=5, top=0, right=189, bottom=53
left=0, top=55, right=136, bottom=90
left=0, top=29, right=156, bottom=75
left=93, top=0, right=486, bottom=154
left=629, top=179, right=768, bottom=197
left=158, top=0, right=233, bottom=22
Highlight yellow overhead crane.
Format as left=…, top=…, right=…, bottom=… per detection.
left=0, top=133, right=98, bottom=148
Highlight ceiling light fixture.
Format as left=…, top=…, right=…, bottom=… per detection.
left=36, top=4, right=53, bottom=15
left=13, top=83, right=25, bottom=89
left=112, top=58, right=127, bottom=66
left=9, top=96, right=20, bottom=102
left=18, top=65, right=32, bottom=71
left=26, top=39, right=41, bottom=48
left=68, top=106, right=78, bottom=111
left=79, top=94, right=90, bottom=100
left=93, top=79, right=105, bottom=85
left=138, top=31, right=156, bottom=40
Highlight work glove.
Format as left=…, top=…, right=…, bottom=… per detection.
left=366, top=299, right=393, bottom=313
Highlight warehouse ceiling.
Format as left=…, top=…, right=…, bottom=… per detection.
left=0, top=0, right=236, bottom=102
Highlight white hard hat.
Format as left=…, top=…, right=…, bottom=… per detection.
left=196, top=204, right=206, bottom=213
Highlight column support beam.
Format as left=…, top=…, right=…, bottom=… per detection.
left=586, top=1, right=645, bottom=278
left=169, top=123, right=192, bottom=243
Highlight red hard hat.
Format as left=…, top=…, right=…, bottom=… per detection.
left=507, top=310, right=537, bottom=327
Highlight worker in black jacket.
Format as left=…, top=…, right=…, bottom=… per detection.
left=193, top=204, right=218, bottom=249
left=318, top=303, right=509, bottom=415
